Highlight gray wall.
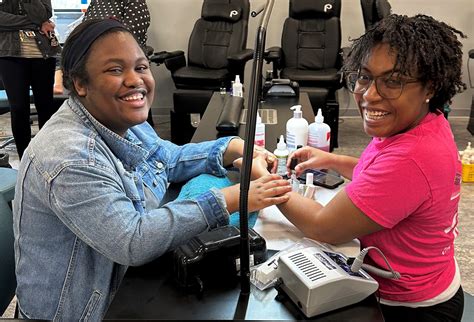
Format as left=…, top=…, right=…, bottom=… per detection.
left=146, top=0, right=474, bottom=116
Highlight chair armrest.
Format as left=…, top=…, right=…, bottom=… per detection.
left=227, top=49, right=254, bottom=78
left=227, top=49, right=254, bottom=64
left=149, top=51, right=170, bottom=65
left=149, top=50, right=186, bottom=73
left=264, top=47, right=283, bottom=78
left=264, top=46, right=282, bottom=64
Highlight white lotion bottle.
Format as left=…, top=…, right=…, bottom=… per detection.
left=286, top=105, right=308, bottom=151
left=274, top=135, right=289, bottom=176
left=308, top=108, right=331, bottom=152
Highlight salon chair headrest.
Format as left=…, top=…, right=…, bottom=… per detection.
left=290, top=0, right=341, bottom=19
left=202, top=2, right=242, bottom=22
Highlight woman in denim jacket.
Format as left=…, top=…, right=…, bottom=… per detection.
left=13, top=18, right=291, bottom=321
left=83, top=0, right=155, bottom=126
left=0, top=0, right=61, bottom=158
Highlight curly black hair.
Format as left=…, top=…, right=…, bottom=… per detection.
left=343, top=14, right=467, bottom=112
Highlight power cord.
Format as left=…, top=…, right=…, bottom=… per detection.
left=347, top=246, right=401, bottom=280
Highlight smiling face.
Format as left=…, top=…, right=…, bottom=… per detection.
left=354, top=43, right=432, bottom=139
left=73, top=31, right=155, bottom=136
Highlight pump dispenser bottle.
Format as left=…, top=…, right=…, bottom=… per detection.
left=274, top=135, right=289, bottom=176
left=308, top=108, right=331, bottom=152
left=255, top=111, right=265, bottom=148
left=232, top=75, right=243, bottom=97
left=286, top=105, right=308, bottom=151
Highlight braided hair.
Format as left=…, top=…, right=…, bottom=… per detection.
left=343, top=14, right=467, bottom=112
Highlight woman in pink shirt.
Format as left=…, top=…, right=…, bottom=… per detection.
left=276, top=14, right=466, bottom=321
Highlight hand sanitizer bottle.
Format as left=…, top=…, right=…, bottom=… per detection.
left=255, top=111, right=265, bottom=148
left=273, top=135, right=289, bottom=176
left=232, top=75, right=243, bottom=97
left=286, top=105, right=308, bottom=151
left=308, top=108, right=331, bottom=152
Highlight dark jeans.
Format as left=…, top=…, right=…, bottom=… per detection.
left=0, top=56, right=56, bottom=159
left=381, top=286, right=464, bottom=322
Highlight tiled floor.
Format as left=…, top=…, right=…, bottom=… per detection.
left=1, top=112, right=473, bottom=318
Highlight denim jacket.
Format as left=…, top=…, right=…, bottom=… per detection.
left=13, top=96, right=233, bottom=321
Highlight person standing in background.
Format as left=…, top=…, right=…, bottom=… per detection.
left=83, top=0, right=155, bottom=126
left=0, top=0, right=61, bottom=159
left=83, top=0, right=151, bottom=52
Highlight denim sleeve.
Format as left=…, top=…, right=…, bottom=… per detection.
left=194, top=187, right=230, bottom=228
left=48, top=164, right=229, bottom=267
left=159, top=136, right=237, bottom=183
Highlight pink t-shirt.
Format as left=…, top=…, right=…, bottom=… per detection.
left=346, top=112, right=462, bottom=303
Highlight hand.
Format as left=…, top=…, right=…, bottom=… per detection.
left=253, top=146, right=277, bottom=173
left=40, top=20, right=55, bottom=36
left=223, top=138, right=276, bottom=172
left=287, top=146, right=333, bottom=177
left=221, top=174, right=291, bottom=213
left=233, top=155, right=269, bottom=179
left=247, top=174, right=292, bottom=212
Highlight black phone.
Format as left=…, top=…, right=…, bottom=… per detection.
left=297, top=169, right=344, bottom=189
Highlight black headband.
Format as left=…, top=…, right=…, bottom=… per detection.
left=63, top=18, right=127, bottom=72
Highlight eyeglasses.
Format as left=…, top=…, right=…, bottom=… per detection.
left=345, top=71, right=420, bottom=100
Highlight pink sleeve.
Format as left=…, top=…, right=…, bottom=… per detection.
left=346, top=154, right=430, bottom=228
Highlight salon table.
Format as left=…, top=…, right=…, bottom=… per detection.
left=105, top=186, right=383, bottom=321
